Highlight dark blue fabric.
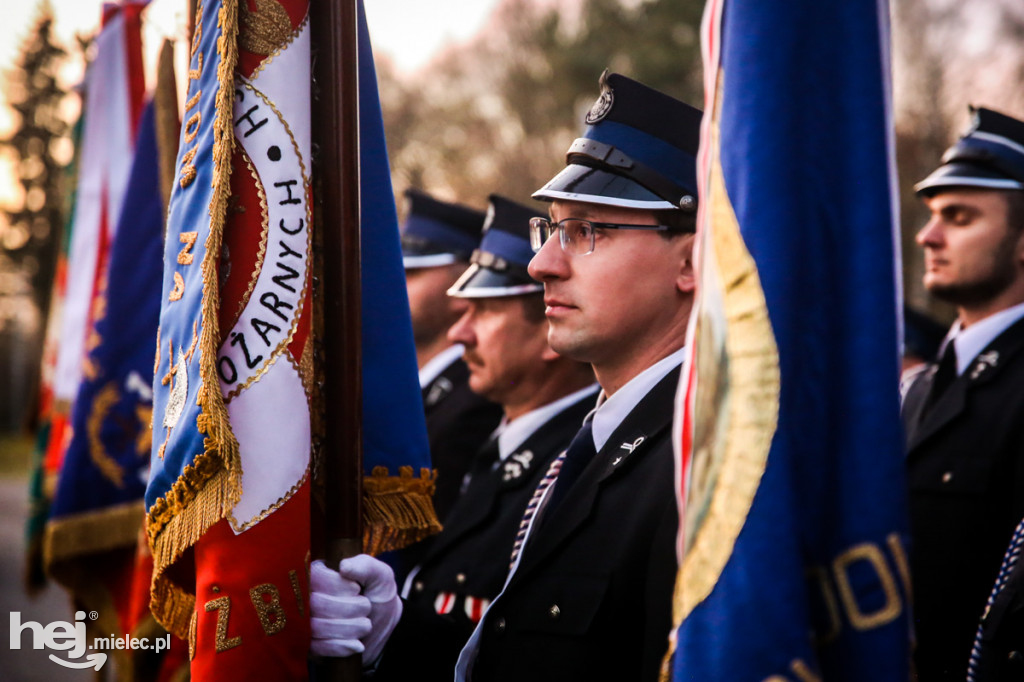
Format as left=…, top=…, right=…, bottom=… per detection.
left=55, top=99, right=162, bottom=518
left=582, top=119, right=698, bottom=196
left=542, top=420, right=594, bottom=518
left=146, top=1, right=224, bottom=509
left=357, top=0, right=431, bottom=475
left=673, top=0, right=910, bottom=679
left=403, top=213, right=480, bottom=254
left=479, top=227, right=537, bottom=268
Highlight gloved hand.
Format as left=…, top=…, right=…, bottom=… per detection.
left=309, top=559, right=372, bottom=658
left=338, top=554, right=402, bottom=664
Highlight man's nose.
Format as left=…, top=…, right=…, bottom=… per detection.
left=528, top=233, right=569, bottom=282
left=447, top=310, right=475, bottom=347
left=916, top=218, right=944, bottom=247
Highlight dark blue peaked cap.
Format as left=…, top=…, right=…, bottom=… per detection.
left=401, top=188, right=487, bottom=269
left=534, top=71, right=702, bottom=212
left=448, top=194, right=546, bottom=298
left=916, top=106, right=1024, bottom=196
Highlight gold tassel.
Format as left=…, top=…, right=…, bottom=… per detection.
left=362, top=466, right=442, bottom=556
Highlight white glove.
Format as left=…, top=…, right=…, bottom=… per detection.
left=309, top=559, right=372, bottom=658
left=338, top=554, right=403, bottom=664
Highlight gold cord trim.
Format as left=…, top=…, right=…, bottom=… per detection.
left=146, top=0, right=242, bottom=638
left=363, top=466, right=442, bottom=556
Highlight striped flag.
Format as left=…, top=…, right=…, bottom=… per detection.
left=670, top=0, right=911, bottom=678
left=45, top=95, right=165, bottom=676
left=52, top=0, right=146, bottom=415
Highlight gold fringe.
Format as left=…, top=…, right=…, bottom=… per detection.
left=43, top=500, right=145, bottom=568
left=146, top=0, right=242, bottom=639
left=363, top=466, right=442, bottom=556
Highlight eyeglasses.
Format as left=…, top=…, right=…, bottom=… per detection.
left=529, top=217, right=680, bottom=256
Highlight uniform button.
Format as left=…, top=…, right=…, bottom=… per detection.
left=413, top=581, right=424, bottom=592
left=455, top=573, right=467, bottom=585
left=941, top=472, right=953, bottom=484
left=494, top=617, right=506, bottom=634
left=548, top=604, right=561, bottom=620
left=1009, top=650, right=1023, bottom=663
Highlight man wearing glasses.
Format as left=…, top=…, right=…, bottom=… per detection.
left=450, top=71, right=701, bottom=681
left=307, top=72, right=701, bottom=681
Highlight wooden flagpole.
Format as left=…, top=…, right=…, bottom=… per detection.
left=311, top=0, right=363, bottom=678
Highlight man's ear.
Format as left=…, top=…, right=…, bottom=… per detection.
left=676, top=233, right=696, bottom=294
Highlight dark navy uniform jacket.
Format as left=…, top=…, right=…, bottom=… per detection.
left=374, top=390, right=596, bottom=682
left=463, top=368, right=680, bottom=682
left=422, top=356, right=504, bottom=524
left=903, top=315, right=1024, bottom=682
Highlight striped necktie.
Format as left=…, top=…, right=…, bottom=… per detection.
left=507, top=420, right=594, bottom=571
left=509, top=452, right=565, bottom=571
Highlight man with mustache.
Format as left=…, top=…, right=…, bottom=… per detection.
left=400, top=189, right=504, bottom=523
left=312, top=194, right=597, bottom=678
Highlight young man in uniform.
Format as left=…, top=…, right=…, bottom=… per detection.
left=903, top=106, right=1024, bottom=681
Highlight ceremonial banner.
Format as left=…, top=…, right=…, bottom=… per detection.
left=670, top=0, right=911, bottom=679
left=146, top=0, right=314, bottom=676
left=52, top=0, right=146, bottom=410
left=355, top=0, right=439, bottom=554
left=24, top=113, right=81, bottom=594
left=44, top=97, right=164, bottom=674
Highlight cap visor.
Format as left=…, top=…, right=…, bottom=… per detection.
left=447, top=264, right=544, bottom=299
left=532, top=164, right=675, bottom=210
left=403, top=252, right=460, bottom=269
left=915, top=161, right=1024, bottom=195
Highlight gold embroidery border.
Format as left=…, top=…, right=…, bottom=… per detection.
left=44, top=499, right=145, bottom=567
left=221, top=78, right=312, bottom=403
left=246, top=12, right=309, bottom=81
left=227, top=466, right=309, bottom=532
left=146, top=0, right=242, bottom=640
left=671, top=115, right=780, bottom=625
left=227, top=147, right=270, bottom=329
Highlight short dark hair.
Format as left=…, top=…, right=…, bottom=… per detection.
left=652, top=208, right=697, bottom=238
left=1005, top=190, right=1024, bottom=233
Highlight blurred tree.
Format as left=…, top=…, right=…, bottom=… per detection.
left=893, top=0, right=1024, bottom=319
left=378, top=0, right=704, bottom=213
left=1, top=1, right=70, bottom=327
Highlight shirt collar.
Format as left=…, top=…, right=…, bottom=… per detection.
left=591, top=347, right=685, bottom=452
left=418, top=344, right=465, bottom=388
left=496, top=383, right=601, bottom=462
left=948, top=300, right=1024, bottom=375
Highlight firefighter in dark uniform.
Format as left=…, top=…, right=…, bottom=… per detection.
left=451, top=72, right=701, bottom=682
left=372, top=195, right=598, bottom=681
left=400, top=189, right=503, bottom=523
left=903, top=106, right=1024, bottom=681
left=310, top=73, right=701, bottom=682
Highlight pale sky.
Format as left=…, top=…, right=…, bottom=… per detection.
left=0, top=0, right=503, bottom=207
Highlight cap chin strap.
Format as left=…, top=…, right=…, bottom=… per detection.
left=566, top=138, right=696, bottom=212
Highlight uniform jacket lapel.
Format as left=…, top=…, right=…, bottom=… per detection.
left=906, top=315, right=1024, bottom=454
left=514, top=368, right=679, bottom=580
left=422, top=357, right=467, bottom=412
left=421, top=395, right=593, bottom=564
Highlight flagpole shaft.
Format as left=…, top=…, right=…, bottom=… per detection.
left=312, top=0, right=363, bottom=677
